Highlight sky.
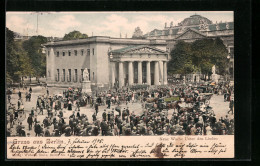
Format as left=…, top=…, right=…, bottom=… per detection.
left=6, top=11, right=233, bottom=38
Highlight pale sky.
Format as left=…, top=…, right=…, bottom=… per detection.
left=6, top=11, right=233, bottom=38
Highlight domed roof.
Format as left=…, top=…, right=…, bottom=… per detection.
left=179, top=15, right=213, bottom=26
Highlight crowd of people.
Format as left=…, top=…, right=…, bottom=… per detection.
left=6, top=81, right=234, bottom=137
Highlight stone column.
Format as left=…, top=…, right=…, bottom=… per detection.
left=159, top=61, right=164, bottom=85
left=128, top=61, right=133, bottom=85
left=146, top=61, right=151, bottom=85
left=111, top=62, right=115, bottom=87
left=163, top=61, right=168, bottom=85
left=154, top=61, right=159, bottom=85
left=118, top=61, right=124, bottom=88
left=138, top=61, right=142, bottom=84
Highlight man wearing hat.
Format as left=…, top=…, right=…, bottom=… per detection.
left=27, top=114, right=33, bottom=130
left=95, top=103, right=99, bottom=115
left=92, top=112, right=97, bottom=122
left=107, top=110, right=111, bottom=121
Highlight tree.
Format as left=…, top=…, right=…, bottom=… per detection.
left=168, top=41, right=194, bottom=77
left=191, top=38, right=228, bottom=77
left=168, top=38, right=229, bottom=79
left=63, top=30, right=88, bottom=41
left=132, top=27, right=144, bottom=39
left=14, top=41, right=34, bottom=81
left=6, top=28, right=35, bottom=84
left=6, top=28, right=18, bottom=83
left=22, top=35, right=48, bottom=78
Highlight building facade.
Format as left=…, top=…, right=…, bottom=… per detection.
left=43, top=37, right=168, bottom=89
left=43, top=14, right=234, bottom=89
left=144, top=14, right=234, bottom=80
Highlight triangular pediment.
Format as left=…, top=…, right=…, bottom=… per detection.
left=127, top=46, right=166, bottom=54
left=176, top=28, right=207, bottom=40
left=111, top=45, right=167, bottom=54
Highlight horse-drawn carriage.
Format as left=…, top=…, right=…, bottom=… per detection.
left=199, top=93, right=213, bottom=104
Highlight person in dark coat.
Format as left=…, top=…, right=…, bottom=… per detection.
left=29, top=87, right=32, bottom=93
left=107, top=111, right=111, bottom=121
left=100, top=120, right=107, bottom=136
left=17, top=100, right=21, bottom=109
left=95, top=103, right=99, bottom=115
left=28, top=93, right=31, bottom=102
left=76, top=111, right=80, bottom=118
left=31, top=107, right=35, bottom=116
left=27, top=114, right=33, bottom=130
left=35, top=123, right=42, bottom=136
left=18, top=91, right=22, bottom=99
left=92, top=113, right=97, bottom=122
left=228, top=100, right=234, bottom=115
left=102, top=110, right=107, bottom=121
left=68, top=100, right=72, bottom=111
left=107, top=98, right=111, bottom=109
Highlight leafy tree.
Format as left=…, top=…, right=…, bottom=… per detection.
left=191, top=38, right=228, bottom=77
left=6, top=28, right=19, bottom=83
left=6, top=28, right=35, bottom=84
left=22, top=35, right=48, bottom=78
left=168, top=41, right=194, bottom=76
left=63, top=30, right=88, bottom=40
left=132, top=27, right=144, bottom=39
left=168, top=38, right=229, bottom=79
left=14, top=41, right=34, bottom=81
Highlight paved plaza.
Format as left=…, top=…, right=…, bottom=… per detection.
left=7, top=86, right=234, bottom=136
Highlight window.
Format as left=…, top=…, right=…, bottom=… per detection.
left=48, top=51, right=50, bottom=56
left=87, top=49, right=90, bottom=56
left=56, top=51, right=59, bottom=57
left=92, top=48, right=95, bottom=55
left=62, top=69, right=65, bottom=82
left=56, top=69, right=60, bottom=82
left=68, top=69, right=71, bottom=82
left=63, top=52, right=65, bottom=56
left=81, top=69, right=84, bottom=82
left=81, top=50, right=84, bottom=56
left=74, top=50, right=77, bottom=56
left=93, top=72, right=95, bottom=81
left=68, top=51, right=71, bottom=56
left=74, top=69, right=77, bottom=82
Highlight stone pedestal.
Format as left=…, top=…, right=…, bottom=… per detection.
left=82, top=81, right=92, bottom=94
left=211, top=74, right=219, bottom=84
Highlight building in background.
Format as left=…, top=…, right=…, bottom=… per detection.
left=143, top=14, right=234, bottom=81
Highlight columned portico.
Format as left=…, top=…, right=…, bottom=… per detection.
left=109, top=45, right=169, bottom=87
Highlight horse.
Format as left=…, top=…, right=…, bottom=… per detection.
left=167, top=100, right=181, bottom=112
left=184, top=96, right=195, bottom=107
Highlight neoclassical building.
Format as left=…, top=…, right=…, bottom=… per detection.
left=43, top=37, right=168, bottom=89
left=144, top=14, right=234, bottom=80
left=43, top=14, right=234, bottom=89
